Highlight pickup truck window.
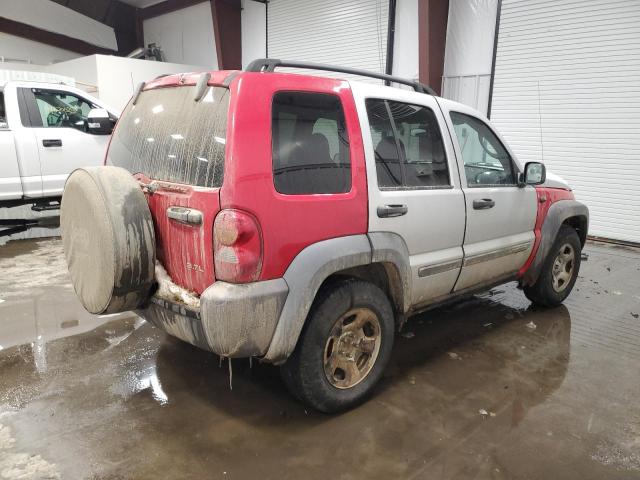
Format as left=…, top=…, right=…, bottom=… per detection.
left=32, top=90, right=95, bottom=132
left=0, top=92, right=7, bottom=128
left=450, top=112, right=517, bottom=187
left=366, top=99, right=450, bottom=189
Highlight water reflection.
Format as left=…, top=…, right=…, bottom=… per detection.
left=0, top=287, right=575, bottom=480
left=0, top=286, right=134, bottom=374
left=153, top=293, right=571, bottom=429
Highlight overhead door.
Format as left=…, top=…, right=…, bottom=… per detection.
left=267, top=0, right=389, bottom=82
left=490, top=0, right=640, bottom=243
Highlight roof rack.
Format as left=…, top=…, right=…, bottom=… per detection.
left=245, top=58, right=436, bottom=96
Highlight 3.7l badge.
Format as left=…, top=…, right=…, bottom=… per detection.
left=186, top=262, right=205, bottom=272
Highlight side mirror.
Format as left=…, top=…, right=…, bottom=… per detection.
left=523, top=161, right=546, bottom=185
left=86, top=108, right=114, bottom=135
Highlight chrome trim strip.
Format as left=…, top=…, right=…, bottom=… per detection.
left=166, top=206, right=203, bottom=226
left=418, top=259, right=463, bottom=278
left=462, top=241, right=533, bottom=267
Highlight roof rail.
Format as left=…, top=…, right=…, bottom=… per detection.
left=245, top=58, right=437, bottom=95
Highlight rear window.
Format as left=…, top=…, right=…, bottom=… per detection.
left=108, top=85, right=229, bottom=187
left=272, top=92, right=351, bottom=195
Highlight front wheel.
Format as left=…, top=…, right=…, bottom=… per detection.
left=524, top=225, right=582, bottom=307
left=281, top=279, right=395, bottom=413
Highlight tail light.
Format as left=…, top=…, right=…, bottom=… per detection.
left=213, top=209, right=263, bottom=283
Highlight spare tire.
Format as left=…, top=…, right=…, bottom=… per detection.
left=61, top=166, right=156, bottom=314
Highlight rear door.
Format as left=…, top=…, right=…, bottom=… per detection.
left=352, top=84, right=466, bottom=308
left=439, top=100, right=537, bottom=291
left=22, top=87, right=111, bottom=197
left=107, top=84, right=230, bottom=295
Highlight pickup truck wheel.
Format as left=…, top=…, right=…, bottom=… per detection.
left=524, top=225, right=581, bottom=307
left=281, top=279, right=394, bottom=413
left=61, top=166, right=156, bottom=314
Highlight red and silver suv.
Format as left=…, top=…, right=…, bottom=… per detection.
left=61, top=59, right=588, bottom=412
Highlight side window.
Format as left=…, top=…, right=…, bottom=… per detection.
left=32, top=89, right=95, bottom=132
left=366, top=99, right=402, bottom=188
left=450, top=111, right=517, bottom=186
left=366, top=99, right=450, bottom=189
left=0, top=92, right=7, bottom=128
left=272, top=92, right=351, bottom=195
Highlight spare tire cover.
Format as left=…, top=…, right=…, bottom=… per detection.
left=61, top=166, right=155, bottom=314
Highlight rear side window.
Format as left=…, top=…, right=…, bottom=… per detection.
left=272, top=92, right=351, bottom=195
left=366, top=99, right=450, bottom=189
left=109, top=85, right=229, bottom=188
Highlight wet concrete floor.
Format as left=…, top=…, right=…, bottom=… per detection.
left=0, top=238, right=639, bottom=479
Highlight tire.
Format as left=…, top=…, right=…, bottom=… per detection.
left=61, top=166, right=156, bottom=314
left=281, top=279, right=395, bottom=413
left=524, top=225, right=581, bottom=307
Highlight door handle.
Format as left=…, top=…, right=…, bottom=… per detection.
left=42, top=139, right=62, bottom=147
left=167, top=206, right=203, bottom=226
left=377, top=204, right=408, bottom=218
left=473, top=198, right=495, bottom=210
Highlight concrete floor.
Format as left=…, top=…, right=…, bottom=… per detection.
left=0, top=238, right=639, bottom=480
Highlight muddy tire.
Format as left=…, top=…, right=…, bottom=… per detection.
left=524, top=225, right=581, bottom=308
left=281, top=279, right=395, bottom=413
left=61, top=166, right=155, bottom=314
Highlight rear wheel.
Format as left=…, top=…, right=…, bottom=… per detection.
left=281, top=279, right=395, bottom=413
left=524, top=225, right=581, bottom=307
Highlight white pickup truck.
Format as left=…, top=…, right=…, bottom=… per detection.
left=0, top=80, right=118, bottom=211
left=0, top=80, right=118, bottom=237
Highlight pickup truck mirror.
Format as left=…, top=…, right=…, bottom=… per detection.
left=523, top=161, right=546, bottom=186
left=86, top=108, right=114, bottom=135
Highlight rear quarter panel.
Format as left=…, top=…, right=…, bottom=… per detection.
left=221, top=73, right=369, bottom=280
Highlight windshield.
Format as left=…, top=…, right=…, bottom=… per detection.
left=108, top=85, right=229, bottom=188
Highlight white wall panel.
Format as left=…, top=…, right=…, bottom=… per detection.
left=241, top=0, right=266, bottom=68
left=94, top=56, right=209, bottom=112
left=392, top=0, right=419, bottom=82
left=143, top=2, right=218, bottom=69
left=442, top=0, right=498, bottom=114
left=0, top=34, right=80, bottom=65
left=0, top=0, right=117, bottom=50
left=267, top=0, right=388, bottom=83
left=491, top=0, right=640, bottom=243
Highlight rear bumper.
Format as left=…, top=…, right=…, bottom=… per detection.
left=137, top=278, right=288, bottom=358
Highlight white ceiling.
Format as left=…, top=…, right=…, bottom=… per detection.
left=118, top=0, right=166, bottom=8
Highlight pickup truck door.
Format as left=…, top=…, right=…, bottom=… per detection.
left=353, top=84, right=466, bottom=308
left=21, top=87, right=111, bottom=197
left=0, top=91, right=23, bottom=201
left=438, top=101, right=537, bottom=291
left=0, top=130, right=23, bottom=202
left=0, top=87, right=44, bottom=199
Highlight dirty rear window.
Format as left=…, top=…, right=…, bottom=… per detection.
left=108, top=85, right=229, bottom=187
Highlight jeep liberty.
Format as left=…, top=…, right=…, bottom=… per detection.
left=60, top=59, right=588, bottom=412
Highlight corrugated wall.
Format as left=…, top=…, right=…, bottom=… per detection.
left=490, top=0, right=640, bottom=243
left=267, top=0, right=389, bottom=82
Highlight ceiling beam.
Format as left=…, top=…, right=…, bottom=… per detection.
left=140, top=0, right=208, bottom=20
left=0, top=16, right=117, bottom=56
left=50, top=0, right=142, bottom=55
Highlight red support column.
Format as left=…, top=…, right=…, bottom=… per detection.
left=210, top=0, right=242, bottom=70
left=418, top=0, right=449, bottom=95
